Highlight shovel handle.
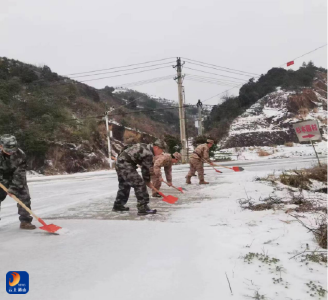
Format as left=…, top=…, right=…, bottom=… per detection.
left=0, top=182, right=40, bottom=221
left=162, top=180, right=183, bottom=193
left=213, top=164, right=232, bottom=170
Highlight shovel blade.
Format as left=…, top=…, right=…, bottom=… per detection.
left=162, top=195, right=178, bottom=204
left=40, top=224, right=62, bottom=233
left=177, top=187, right=185, bottom=193
left=232, top=166, right=244, bottom=172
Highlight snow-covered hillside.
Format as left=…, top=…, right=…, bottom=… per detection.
left=221, top=73, right=327, bottom=148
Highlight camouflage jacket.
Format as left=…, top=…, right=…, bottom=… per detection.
left=118, top=143, right=154, bottom=183
left=190, top=143, right=212, bottom=163
left=153, top=153, right=173, bottom=182
left=0, top=148, right=28, bottom=194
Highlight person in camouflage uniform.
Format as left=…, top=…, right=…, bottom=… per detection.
left=151, top=152, right=182, bottom=197
left=186, top=139, right=215, bottom=185
left=0, top=135, right=36, bottom=229
left=113, top=139, right=167, bottom=215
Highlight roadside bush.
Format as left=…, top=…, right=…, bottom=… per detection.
left=164, top=134, right=181, bottom=154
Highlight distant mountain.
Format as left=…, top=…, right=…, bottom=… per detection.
left=0, top=57, right=197, bottom=174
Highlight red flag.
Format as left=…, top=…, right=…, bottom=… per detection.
left=287, top=61, right=294, bottom=67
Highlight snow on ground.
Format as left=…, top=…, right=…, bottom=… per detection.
left=0, top=157, right=327, bottom=300
left=216, top=141, right=327, bottom=161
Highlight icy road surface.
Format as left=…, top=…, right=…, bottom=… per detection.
left=0, top=157, right=326, bottom=300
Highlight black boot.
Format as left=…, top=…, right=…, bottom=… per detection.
left=152, top=193, right=161, bottom=198
left=112, top=204, right=130, bottom=212
left=138, top=205, right=157, bottom=216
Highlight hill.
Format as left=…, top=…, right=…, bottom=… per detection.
left=0, top=57, right=197, bottom=174
left=204, top=62, right=327, bottom=147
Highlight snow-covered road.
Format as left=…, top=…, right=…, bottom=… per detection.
left=0, top=156, right=326, bottom=300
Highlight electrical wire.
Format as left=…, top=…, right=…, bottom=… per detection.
left=69, top=62, right=175, bottom=78
left=184, top=67, right=248, bottom=81
left=65, top=57, right=176, bottom=76
left=184, top=60, right=259, bottom=77
left=184, top=77, right=237, bottom=87
left=181, top=57, right=259, bottom=76
left=278, top=44, right=327, bottom=67
left=117, top=75, right=174, bottom=88
left=79, top=66, right=173, bottom=82
left=185, top=73, right=244, bottom=84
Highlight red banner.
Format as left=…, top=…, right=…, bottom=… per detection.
left=287, top=61, right=294, bottom=67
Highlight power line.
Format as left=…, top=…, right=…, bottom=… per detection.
left=184, top=67, right=248, bottom=81
left=184, top=60, right=258, bottom=77
left=202, top=84, right=242, bottom=103
left=80, top=66, right=173, bottom=82
left=185, top=73, right=244, bottom=84
left=65, top=57, right=175, bottom=76
left=278, top=43, right=327, bottom=67
left=70, top=62, right=175, bottom=78
left=181, top=57, right=259, bottom=76
left=185, top=77, right=237, bottom=87
left=116, top=75, right=174, bottom=88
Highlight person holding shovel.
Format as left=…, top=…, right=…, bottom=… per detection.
left=0, top=135, right=36, bottom=229
left=186, top=139, right=215, bottom=185
left=112, top=139, right=167, bottom=215
left=151, top=152, right=182, bottom=197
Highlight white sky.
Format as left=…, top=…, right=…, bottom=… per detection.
left=0, top=0, right=327, bottom=105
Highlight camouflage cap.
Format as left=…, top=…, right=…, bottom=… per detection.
left=0, top=134, right=18, bottom=154
left=153, top=139, right=167, bottom=150
left=207, top=139, right=215, bottom=144
left=173, top=152, right=182, bottom=161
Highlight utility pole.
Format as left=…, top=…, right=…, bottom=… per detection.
left=197, top=99, right=203, bottom=136
left=104, top=109, right=114, bottom=169
left=174, top=57, right=187, bottom=163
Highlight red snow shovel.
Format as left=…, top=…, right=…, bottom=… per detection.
left=151, top=186, right=178, bottom=204
left=0, top=183, right=62, bottom=233
left=162, top=180, right=185, bottom=193
left=214, top=164, right=244, bottom=172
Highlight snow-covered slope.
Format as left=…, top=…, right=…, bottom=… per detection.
left=221, top=73, right=327, bottom=148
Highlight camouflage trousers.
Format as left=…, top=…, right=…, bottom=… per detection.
left=187, top=158, right=205, bottom=181
left=151, top=174, right=162, bottom=196
left=114, top=159, right=150, bottom=210
left=0, top=183, right=33, bottom=223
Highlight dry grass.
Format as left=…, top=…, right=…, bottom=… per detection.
left=257, top=149, right=271, bottom=157
left=279, top=164, right=327, bottom=190
left=315, top=216, right=327, bottom=249
left=305, top=164, right=327, bottom=183
left=284, top=142, right=294, bottom=147
left=280, top=172, right=311, bottom=190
